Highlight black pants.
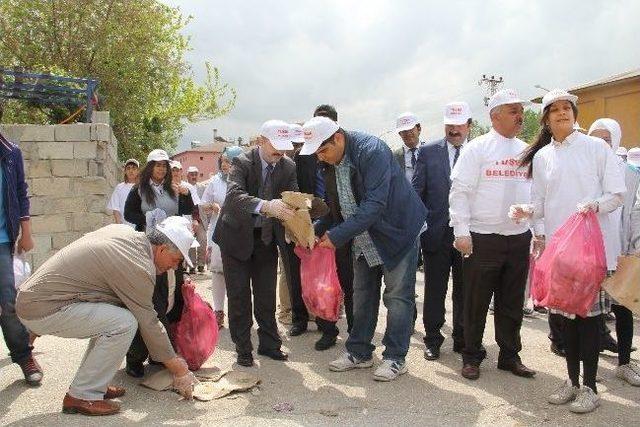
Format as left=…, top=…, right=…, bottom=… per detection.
left=549, top=312, right=614, bottom=351
left=126, top=269, right=185, bottom=366
left=462, top=231, right=531, bottom=366
left=222, top=231, right=281, bottom=355
left=612, top=303, right=634, bottom=365
left=563, top=315, right=600, bottom=392
left=280, top=240, right=354, bottom=337
left=422, top=227, right=464, bottom=348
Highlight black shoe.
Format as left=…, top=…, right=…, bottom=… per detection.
left=288, top=324, right=307, bottom=337
left=550, top=342, right=566, bottom=357
left=600, top=336, right=619, bottom=353
left=125, top=362, right=144, bottom=378
left=424, top=346, right=440, bottom=361
left=533, top=306, right=548, bottom=314
left=497, top=360, right=536, bottom=378
left=257, top=348, right=288, bottom=361
left=237, top=353, right=254, bottom=367
left=197, top=266, right=205, bottom=273
left=315, top=334, right=337, bottom=351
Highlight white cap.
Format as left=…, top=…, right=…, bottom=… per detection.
left=124, top=158, right=139, bottom=167
left=146, top=149, right=170, bottom=163
left=155, top=216, right=198, bottom=267
left=616, top=146, right=628, bottom=156
left=260, top=120, right=294, bottom=151
left=396, top=112, right=419, bottom=132
left=627, top=148, right=640, bottom=166
left=300, top=116, right=340, bottom=156
left=170, top=160, right=182, bottom=169
left=187, top=166, right=199, bottom=173
left=541, top=88, right=578, bottom=111
left=488, top=89, right=530, bottom=111
left=290, top=123, right=305, bottom=143
left=444, top=102, right=472, bottom=125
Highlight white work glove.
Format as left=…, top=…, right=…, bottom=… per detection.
left=172, top=370, right=199, bottom=400
left=453, top=236, right=473, bottom=257
left=261, top=199, right=295, bottom=222
left=508, top=204, right=534, bottom=223
left=577, top=200, right=599, bottom=213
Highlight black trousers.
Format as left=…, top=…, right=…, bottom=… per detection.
left=222, top=230, right=281, bottom=355
left=280, top=240, right=354, bottom=337
left=563, top=315, right=600, bottom=392
left=549, top=312, right=614, bottom=351
left=612, top=303, right=634, bottom=365
left=462, top=231, right=531, bottom=365
left=126, top=269, right=185, bottom=366
left=422, top=227, right=464, bottom=348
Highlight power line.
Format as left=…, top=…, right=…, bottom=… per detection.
left=478, top=74, right=504, bottom=106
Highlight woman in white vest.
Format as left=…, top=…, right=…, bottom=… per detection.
left=106, top=158, right=139, bottom=228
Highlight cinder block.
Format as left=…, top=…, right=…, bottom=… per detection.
left=55, top=124, right=91, bottom=141
left=73, top=141, right=97, bottom=159
left=22, top=125, right=56, bottom=142
left=0, top=125, right=25, bottom=143
left=38, top=141, right=74, bottom=159
left=90, top=124, right=111, bottom=142
left=72, top=177, right=108, bottom=195
left=91, top=111, right=110, bottom=124
left=17, top=140, right=34, bottom=160
left=51, top=231, right=83, bottom=249
left=31, top=214, right=69, bottom=233
left=29, top=197, right=49, bottom=216
left=87, top=195, right=108, bottom=213
left=51, top=159, right=89, bottom=177
left=27, top=160, right=52, bottom=178
left=51, top=197, right=87, bottom=213
left=30, top=178, right=71, bottom=196
left=33, top=234, right=52, bottom=253
left=72, top=212, right=106, bottom=232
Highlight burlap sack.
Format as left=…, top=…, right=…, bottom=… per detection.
left=602, top=255, right=640, bottom=315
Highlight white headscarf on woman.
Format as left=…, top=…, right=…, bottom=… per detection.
left=588, top=118, right=622, bottom=152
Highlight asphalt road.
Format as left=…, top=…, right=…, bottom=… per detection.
left=2, top=271, right=639, bottom=426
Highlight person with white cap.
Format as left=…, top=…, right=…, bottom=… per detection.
left=514, top=89, right=626, bottom=413
left=412, top=101, right=472, bottom=361
left=213, top=120, right=296, bottom=367
left=588, top=119, right=640, bottom=387
left=449, top=88, right=537, bottom=381
left=393, top=112, right=424, bottom=183
left=106, top=158, right=139, bottom=228
left=301, top=116, right=427, bottom=382
left=123, top=149, right=196, bottom=378
left=183, top=165, right=207, bottom=274
left=16, top=217, right=200, bottom=416
left=201, top=145, right=245, bottom=329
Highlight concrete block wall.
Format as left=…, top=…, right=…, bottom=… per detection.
left=0, top=114, right=119, bottom=269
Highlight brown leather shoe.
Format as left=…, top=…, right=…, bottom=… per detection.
left=62, top=393, right=120, bottom=416
left=497, top=360, right=536, bottom=378
left=104, top=385, right=126, bottom=399
left=461, top=364, right=480, bottom=380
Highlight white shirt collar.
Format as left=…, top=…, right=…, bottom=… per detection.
left=551, top=130, right=580, bottom=147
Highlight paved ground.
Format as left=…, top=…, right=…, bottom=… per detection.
left=2, top=271, right=639, bottom=426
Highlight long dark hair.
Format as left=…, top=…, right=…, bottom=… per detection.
left=136, top=160, right=174, bottom=205
left=520, top=103, right=578, bottom=176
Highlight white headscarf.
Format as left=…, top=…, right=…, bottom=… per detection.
left=588, top=118, right=622, bottom=152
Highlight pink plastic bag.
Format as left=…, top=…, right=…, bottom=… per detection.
left=294, top=246, right=343, bottom=322
left=531, top=212, right=606, bottom=317
left=174, top=283, right=218, bottom=370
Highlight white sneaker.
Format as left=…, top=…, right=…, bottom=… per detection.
left=329, top=353, right=373, bottom=372
left=569, top=386, right=600, bottom=414
left=548, top=379, right=578, bottom=405
left=373, top=359, right=408, bottom=382
left=616, top=363, right=640, bottom=386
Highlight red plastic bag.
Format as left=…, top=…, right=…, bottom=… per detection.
left=531, top=212, right=606, bottom=317
left=174, top=283, right=218, bottom=370
left=294, top=246, right=343, bottom=322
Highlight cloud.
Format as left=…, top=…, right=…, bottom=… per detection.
left=164, top=0, right=640, bottom=150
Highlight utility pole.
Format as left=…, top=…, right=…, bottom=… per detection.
left=478, top=74, right=504, bottom=106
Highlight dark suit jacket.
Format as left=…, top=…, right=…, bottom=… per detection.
left=293, top=151, right=318, bottom=195
left=214, top=147, right=298, bottom=261
left=412, top=138, right=454, bottom=252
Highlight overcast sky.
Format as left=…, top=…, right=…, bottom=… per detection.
left=164, top=0, right=639, bottom=151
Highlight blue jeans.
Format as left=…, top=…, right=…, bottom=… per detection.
left=0, top=243, right=32, bottom=363
left=345, top=240, right=418, bottom=363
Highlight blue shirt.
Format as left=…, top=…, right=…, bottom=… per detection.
left=0, top=169, right=9, bottom=243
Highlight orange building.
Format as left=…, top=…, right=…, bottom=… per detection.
left=171, top=138, right=232, bottom=181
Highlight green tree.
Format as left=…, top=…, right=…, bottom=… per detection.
left=0, top=0, right=236, bottom=161
left=521, top=108, right=542, bottom=144
left=469, top=120, right=491, bottom=139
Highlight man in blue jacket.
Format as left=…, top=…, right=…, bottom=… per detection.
left=0, top=131, right=42, bottom=386
left=300, top=116, right=427, bottom=381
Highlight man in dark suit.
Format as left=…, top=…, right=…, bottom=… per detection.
left=392, top=112, right=423, bottom=183
left=214, top=120, right=296, bottom=367
left=412, top=102, right=472, bottom=361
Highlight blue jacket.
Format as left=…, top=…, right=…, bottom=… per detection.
left=318, top=130, right=426, bottom=269
left=0, top=132, right=30, bottom=244
left=411, top=138, right=454, bottom=252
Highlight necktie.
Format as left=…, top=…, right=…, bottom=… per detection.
left=410, top=148, right=417, bottom=168
left=261, top=164, right=274, bottom=246
left=453, top=146, right=460, bottom=167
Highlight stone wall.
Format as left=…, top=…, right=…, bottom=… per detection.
left=0, top=113, right=119, bottom=269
